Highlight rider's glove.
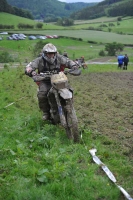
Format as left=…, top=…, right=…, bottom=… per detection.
left=25, top=63, right=36, bottom=77
left=25, top=62, right=32, bottom=77
left=25, top=68, right=34, bottom=77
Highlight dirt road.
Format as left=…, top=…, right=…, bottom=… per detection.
left=69, top=71, right=133, bottom=157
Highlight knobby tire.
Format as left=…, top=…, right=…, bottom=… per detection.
left=64, top=99, right=80, bottom=143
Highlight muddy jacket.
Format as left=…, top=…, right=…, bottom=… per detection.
left=26, top=53, right=77, bottom=75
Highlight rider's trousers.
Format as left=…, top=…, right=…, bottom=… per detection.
left=37, top=81, right=51, bottom=114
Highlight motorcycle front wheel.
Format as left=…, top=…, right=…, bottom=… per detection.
left=64, top=99, right=80, bottom=143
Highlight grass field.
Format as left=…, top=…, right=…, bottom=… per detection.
left=0, top=65, right=133, bottom=200
left=1, top=29, right=132, bottom=45
left=0, top=13, right=65, bottom=30
left=74, top=18, right=133, bottom=34
left=0, top=36, right=107, bottom=62
left=0, top=37, right=133, bottom=64
left=74, top=16, right=120, bottom=24
left=0, top=13, right=133, bottom=45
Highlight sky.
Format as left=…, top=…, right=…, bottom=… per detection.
left=58, top=0, right=103, bottom=2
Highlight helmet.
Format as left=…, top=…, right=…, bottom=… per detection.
left=42, top=43, right=57, bottom=64
left=43, top=43, right=57, bottom=54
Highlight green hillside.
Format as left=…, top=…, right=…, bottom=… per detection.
left=0, top=13, right=35, bottom=27
left=73, top=17, right=133, bottom=35
left=3, top=0, right=133, bottom=22
left=0, top=12, right=64, bottom=30
left=6, top=0, right=96, bottom=20
left=0, top=13, right=133, bottom=45
left=0, top=0, right=33, bottom=19
left=71, top=0, right=133, bottom=20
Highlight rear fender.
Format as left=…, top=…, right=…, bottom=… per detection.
left=59, top=88, right=72, bottom=99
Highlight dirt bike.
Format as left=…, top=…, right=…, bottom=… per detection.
left=32, top=69, right=81, bottom=143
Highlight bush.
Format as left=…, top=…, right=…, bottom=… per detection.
left=33, top=41, right=47, bottom=57
left=108, top=23, right=115, bottom=27
left=87, top=41, right=97, bottom=44
left=4, top=64, right=9, bottom=70
left=105, top=42, right=124, bottom=56
left=99, top=50, right=105, bottom=56
left=0, top=24, right=14, bottom=29
left=117, top=17, right=122, bottom=21
left=36, top=23, right=43, bottom=29
left=0, top=51, right=14, bottom=63
left=88, top=26, right=95, bottom=30
left=18, top=23, right=34, bottom=29
left=99, top=24, right=108, bottom=27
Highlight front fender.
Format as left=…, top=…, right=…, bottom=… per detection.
left=59, top=88, right=72, bottom=99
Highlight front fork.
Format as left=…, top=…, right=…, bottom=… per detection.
left=53, top=89, right=67, bottom=128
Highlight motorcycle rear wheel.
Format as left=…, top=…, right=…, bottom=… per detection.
left=64, top=99, right=80, bottom=143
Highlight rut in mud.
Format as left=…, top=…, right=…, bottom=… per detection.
left=69, top=72, right=133, bottom=157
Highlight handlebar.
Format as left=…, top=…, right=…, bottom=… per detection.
left=32, top=68, right=81, bottom=82
left=32, top=71, right=56, bottom=82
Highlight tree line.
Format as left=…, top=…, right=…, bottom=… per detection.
left=71, top=0, right=133, bottom=20
left=6, top=0, right=96, bottom=20
left=0, top=0, right=33, bottom=19
left=107, top=0, right=133, bottom=17
left=0, top=23, right=43, bottom=30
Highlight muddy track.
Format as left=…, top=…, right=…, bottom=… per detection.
left=69, top=72, right=133, bottom=157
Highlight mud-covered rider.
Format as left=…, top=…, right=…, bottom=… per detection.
left=25, top=43, right=78, bottom=120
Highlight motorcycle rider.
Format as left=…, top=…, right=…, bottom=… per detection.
left=25, top=43, right=78, bottom=120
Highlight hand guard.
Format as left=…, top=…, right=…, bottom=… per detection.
left=32, top=74, right=49, bottom=82
left=64, top=68, right=81, bottom=76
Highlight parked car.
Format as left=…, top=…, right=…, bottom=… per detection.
left=7, top=36, right=13, bottom=40
left=36, top=35, right=46, bottom=39
left=0, top=32, right=8, bottom=35
left=46, top=35, right=53, bottom=39
left=28, top=35, right=37, bottom=40
left=53, top=35, right=58, bottom=38
left=39, top=36, right=47, bottom=40
left=12, top=34, right=18, bottom=37
left=18, top=34, right=26, bottom=38
left=18, top=35, right=25, bottom=40
left=12, top=35, right=19, bottom=40
left=11, top=34, right=25, bottom=40
left=36, top=35, right=41, bottom=39
left=10, top=34, right=19, bottom=40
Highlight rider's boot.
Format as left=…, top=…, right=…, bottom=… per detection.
left=38, top=98, right=50, bottom=121
left=42, top=112, right=50, bottom=121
